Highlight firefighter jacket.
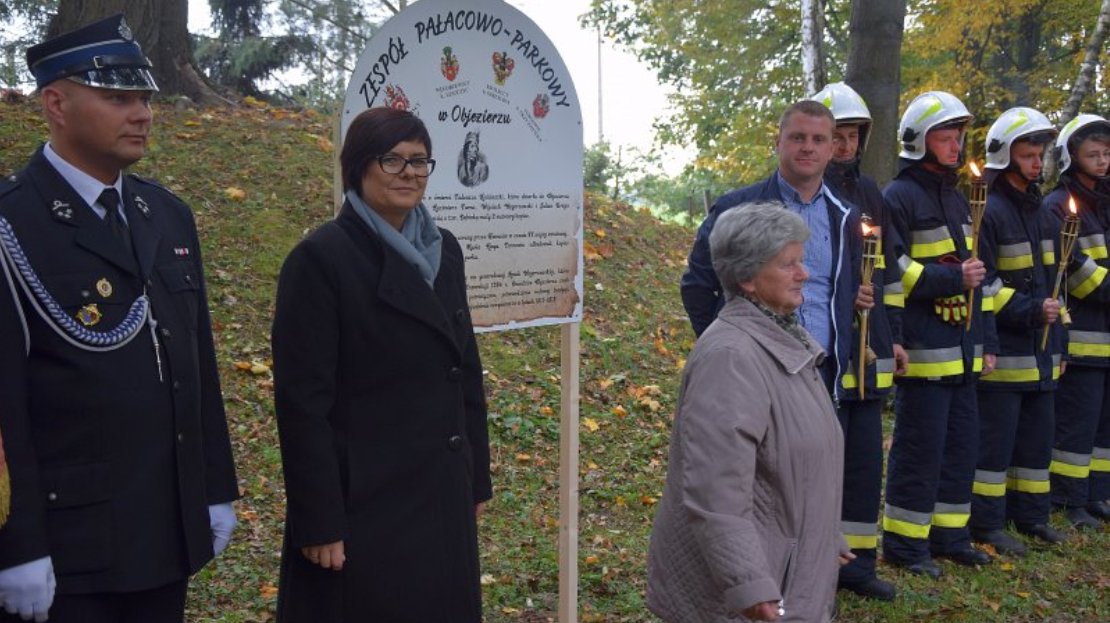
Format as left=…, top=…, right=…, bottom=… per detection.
left=883, top=163, right=998, bottom=383
left=680, top=172, right=862, bottom=402
left=978, top=175, right=1063, bottom=391
left=1043, top=175, right=1110, bottom=368
left=824, top=161, right=899, bottom=399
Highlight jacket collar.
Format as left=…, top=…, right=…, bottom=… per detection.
left=715, top=296, right=824, bottom=374
left=25, top=147, right=142, bottom=276
left=336, top=203, right=462, bottom=357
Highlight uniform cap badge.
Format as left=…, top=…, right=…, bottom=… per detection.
left=134, top=194, right=150, bottom=217
left=76, top=303, right=102, bottom=326
left=96, top=278, right=113, bottom=298
left=118, top=17, right=133, bottom=41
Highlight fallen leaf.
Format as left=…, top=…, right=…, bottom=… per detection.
left=539, top=405, right=554, bottom=416
left=612, top=405, right=628, bottom=418
left=260, top=583, right=278, bottom=598
left=584, top=555, right=600, bottom=565
left=594, top=229, right=607, bottom=238
left=582, top=417, right=600, bottom=432
left=515, top=453, right=532, bottom=463
left=641, top=495, right=657, bottom=506
left=225, top=186, right=247, bottom=201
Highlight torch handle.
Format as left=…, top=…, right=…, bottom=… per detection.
left=1041, top=264, right=1068, bottom=352
left=858, top=309, right=869, bottom=400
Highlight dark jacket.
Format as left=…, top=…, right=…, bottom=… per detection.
left=1043, top=176, right=1110, bottom=368
left=978, top=176, right=1063, bottom=391
left=0, top=148, right=238, bottom=594
left=883, top=163, right=998, bottom=383
left=680, top=172, right=861, bottom=402
left=272, top=204, right=492, bottom=623
left=824, top=162, right=899, bottom=399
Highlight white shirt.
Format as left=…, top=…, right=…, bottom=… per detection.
left=43, top=142, right=127, bottom=224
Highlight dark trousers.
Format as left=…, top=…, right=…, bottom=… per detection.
left=1052, top=366, right=1110, bottom=506
left=836, top=398, right=885, bottom=584
left=883, top=382, right=978, bottom=564
left=0, top=580, right=188, bottom=623
left=971, top=390, right=1054, bottom=530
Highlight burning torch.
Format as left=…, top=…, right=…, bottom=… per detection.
left=858, top=219, right=880, bottom=399
left=1042, top=196, right=1080, bottom=351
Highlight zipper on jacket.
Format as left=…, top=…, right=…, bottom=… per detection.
left=827, top=191, right=849, bottom=409
left=777, top=540, right=798, bottom=617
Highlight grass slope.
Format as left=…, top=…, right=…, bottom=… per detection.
left=2, top=99, right=1108, bottom=622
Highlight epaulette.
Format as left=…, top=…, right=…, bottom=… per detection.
left=128, top=173, right=179, bottom=197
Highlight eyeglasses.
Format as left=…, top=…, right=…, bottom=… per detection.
left=376, top=154, right=436, bottom=176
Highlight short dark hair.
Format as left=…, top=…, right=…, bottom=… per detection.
left=778, top=100, right=835, bottom=135
left=1070, top=126, right=1110, bottom=153
left=341, top=107, right=433, bottom=192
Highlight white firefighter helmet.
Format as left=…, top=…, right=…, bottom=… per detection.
left=898, top=91, right=973, bottom=161
left=1056, top=113, right=1110, bottom=175
left=984, top=107, right=1057, bottom=170
left=810, top=82, right=872, bottom=154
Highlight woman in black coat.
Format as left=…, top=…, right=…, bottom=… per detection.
left=272, top=107, right=492, bottom=622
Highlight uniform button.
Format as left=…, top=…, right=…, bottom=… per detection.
left=184, top=275, right=193, bottom=284
left=161, top=327, right=171, bottom=338
left=448, top=435, right=463, bottom=451
left=47, top=492, right=57, bottom=502
left=173, top=381, right=181, bottom=391
left=81, top=290, right=90, bottom=299
left=177, top=433, right=185, bottom=443
left=448, top=366, right=462, bottom=381
left=146, top=279, right=154, bottom=288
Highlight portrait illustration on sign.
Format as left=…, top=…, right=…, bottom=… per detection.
left=457, top=131, right=490, bottom=187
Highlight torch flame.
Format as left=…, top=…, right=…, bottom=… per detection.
left=969, top=161, right=982, bottom=177
left=1069, top=196, right=1078, bottom=215
left=862, top=221, right=875, bottom=237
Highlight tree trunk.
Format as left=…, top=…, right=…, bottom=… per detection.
left=801, top=0, right=827, bottom=94
left=845, top=0, right=906, bottom=186
left=1045, top=0, right=1110, bottom=181
left=49, top=0, right=226, bottom=106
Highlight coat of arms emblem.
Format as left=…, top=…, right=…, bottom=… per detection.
left=441, top=47, right=460, bottom=82
left=491, top=52, right=515, bottom=86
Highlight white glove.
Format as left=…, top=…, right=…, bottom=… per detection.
left=0, top=557, right=55, bottom=622
left=209, top=503, right=237, bottom=556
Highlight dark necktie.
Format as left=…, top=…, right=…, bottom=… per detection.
left=98, top=188, right=132, bottom=255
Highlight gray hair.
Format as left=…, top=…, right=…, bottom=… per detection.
left=709, top=201, right=810, bottom=300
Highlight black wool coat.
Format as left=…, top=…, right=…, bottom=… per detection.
left=0, top=148, right=239, bottom=594
left=273, top=203, right=492, bottom=623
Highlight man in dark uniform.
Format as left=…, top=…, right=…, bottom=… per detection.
left=0, top=15, right=238, bottom=623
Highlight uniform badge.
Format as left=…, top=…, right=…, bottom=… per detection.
left=96, top=278, right=113, bottom=298
left=51, top=200, right=73, bottom=220
left=118, top=18, right=133, bottom=41
left=173, top=247, right=190, bottom=257
left=76, top=304, right=102, bottom=327
left=134, top=195, right=150, bottom=217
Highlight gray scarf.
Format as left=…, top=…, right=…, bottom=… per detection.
left=346, top=189, right=442, bottom=289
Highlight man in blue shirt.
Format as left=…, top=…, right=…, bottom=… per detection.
left=681, top=100, right=865, bottom=395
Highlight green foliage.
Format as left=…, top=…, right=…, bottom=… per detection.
left=626, top=158, right=732, bottom=224
left=902, top=0, right=1110, bottom=162
left=0, top=0, right=56, bottom=89
left=194, top=31, right=314, bottom=100
left=584, top=141, right=619, bottom=194
left=584, top=0, right=850, bottom=183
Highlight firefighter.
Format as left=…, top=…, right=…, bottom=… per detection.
left=810, top=82, right=903, bottom=601
left=881, top=91, right=998, bottom=578
left=1044, top=114, right=1110, bottom=529
left=970, top=107, right=1067, bottom=556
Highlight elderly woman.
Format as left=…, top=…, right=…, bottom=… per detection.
left=271, top=107, right=491, bottom=622
left=647, top=202, right=848, bottom=622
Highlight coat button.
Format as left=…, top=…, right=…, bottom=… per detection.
left=146, top=279, right=154, bottom=288
left=177, top=432, right=185, bottom=443
left=448, top=366, right=462, bottom=381
left=173, top=381, right=181, bottom=391
left=448, top=435, right=463, bottom=451
left=161, top=327, right=171, bottom=338
left=47, top=492, right=57, bottom=502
